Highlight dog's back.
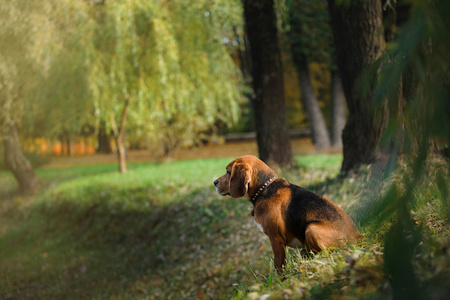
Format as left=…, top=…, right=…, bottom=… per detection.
left=285, top=183, right=362, bottom=251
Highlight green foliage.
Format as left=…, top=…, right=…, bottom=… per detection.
left=0, top=1, right=92, bottom=138
left=374, top=1, right=450, bottom=157
left=87, top=0, right=245, bottom=155
left=285, top=0, right=333, bottom=66
left=25, top=1, right=93, bottom=138
left=1, top=0, right=245, bottom=157
left=356, top=0, right=450, bottom=298
left=0, top=1, right=51, bottom=126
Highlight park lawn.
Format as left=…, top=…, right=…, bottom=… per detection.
left=0, top=154, right=448, bottom=299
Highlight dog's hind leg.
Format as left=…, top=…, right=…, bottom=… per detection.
left=305, top=223, right=344, bottom=253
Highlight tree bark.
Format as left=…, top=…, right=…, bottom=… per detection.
left=327, top=0, right=386, bottom=173
left=288, top=1, right=331, bottom=150
left=111, top=97, right=132, bottom=173
left=97, top=121, right=112, bottom=154
left=2, top=122, right=38, bottom=193
left=59, top=136, right=66, bottom=156
left=330, top=70, right=346, bottom=148
left=243, top=0, right=293, bottom=168
left=115, top=135, right=127, bottom=173
left=295, top=56, right=331, bottom=150
left=66, top=135, right=72, bottom=156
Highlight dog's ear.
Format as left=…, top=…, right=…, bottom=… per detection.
left=229, top=161, right=252, bottom=198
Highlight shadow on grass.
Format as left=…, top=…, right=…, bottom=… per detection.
left=0, top=185, right=264, bottom=299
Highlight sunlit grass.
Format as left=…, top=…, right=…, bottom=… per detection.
left=1, top=154, right=448, bottom=299
left=294, top=153, right=342, bottom=171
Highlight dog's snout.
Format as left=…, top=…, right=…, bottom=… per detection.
left=213, top=179, right=219, bottom=186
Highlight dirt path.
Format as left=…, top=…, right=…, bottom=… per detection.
left=45, top=138, right=316, bottom=168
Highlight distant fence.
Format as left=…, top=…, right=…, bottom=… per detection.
left=225, top=129, right=311, bottom=142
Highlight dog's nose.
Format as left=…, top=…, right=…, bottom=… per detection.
left=213, top=180, right=219, bottom=186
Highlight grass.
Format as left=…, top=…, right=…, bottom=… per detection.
left=0, top=154, right=448, bottom=299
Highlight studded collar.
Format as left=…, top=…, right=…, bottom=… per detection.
left=250, top=176, right=277, bottom=205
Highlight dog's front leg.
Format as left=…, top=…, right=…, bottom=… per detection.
left=269, top=236, right=286, bottom=273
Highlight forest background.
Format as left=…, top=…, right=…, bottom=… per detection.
left=0, top=0, right=340, bottom=176
left=1, top=0, right=449, bottom=299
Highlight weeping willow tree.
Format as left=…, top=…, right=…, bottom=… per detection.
left=2, top=0, right=244, bottom=192
left=87, top=0, right=244, bottom=171
left=24, top=1, right=93, bottom=152
left=0, top=0, right=39, bottom=192
left=0, top=1, right=37, bottom=191
left=0, top=1, right=88, bottom=192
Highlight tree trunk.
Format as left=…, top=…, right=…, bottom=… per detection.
left=60, top=136, right=66, bottom=156
left=288, top=3, right=331, bottom=151
left=243, top=0, right=293, bottom=168
left=330, top=70, right=346, bottom=148
left=66, top=135, right=72, bottom=156
left=97, top=121, right=112, bottom=154
left=111, top=97, right=132, bottom=173
left=114, top=135, right=127, bottom=174
left=327, top=0, right=386, bottom=173
left=295, top=56, right=331, bottom=150
left=2, top=122, right=38, bottom=193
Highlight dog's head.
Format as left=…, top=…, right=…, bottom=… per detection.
left=214, top=155, right=277, bottom=199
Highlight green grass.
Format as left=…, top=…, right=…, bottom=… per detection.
left=294, top=154, right=342, bottom=171
left=0, top=154, right=448, bottom=299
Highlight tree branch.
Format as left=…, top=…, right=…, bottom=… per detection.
left=118, top=97, right=132, bottom=141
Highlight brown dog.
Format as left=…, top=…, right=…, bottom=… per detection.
left=214, top=155, right=363, bottom=272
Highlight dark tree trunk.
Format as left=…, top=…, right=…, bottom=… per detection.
left=330, top=70, right=346, bottom=148
left=243, top=0, right=293, bottom=168
left=2, top=122, right=38, bottom=193
left=59, top=136, right=66, bottom=156
left=66, top=136, right=72, bottom=156
left=60, top=134, right=72, bottom=156
left=295, top=55, right=331, bottom=149
left=97, top=121, right=112, bottom=154
left=327, top=0, right=386, bottom=173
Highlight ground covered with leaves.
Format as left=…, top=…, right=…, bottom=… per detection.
left=0, top=154, right=448, bottom=299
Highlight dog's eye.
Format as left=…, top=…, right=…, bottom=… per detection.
left=226, top=170, right=231, bottom=175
